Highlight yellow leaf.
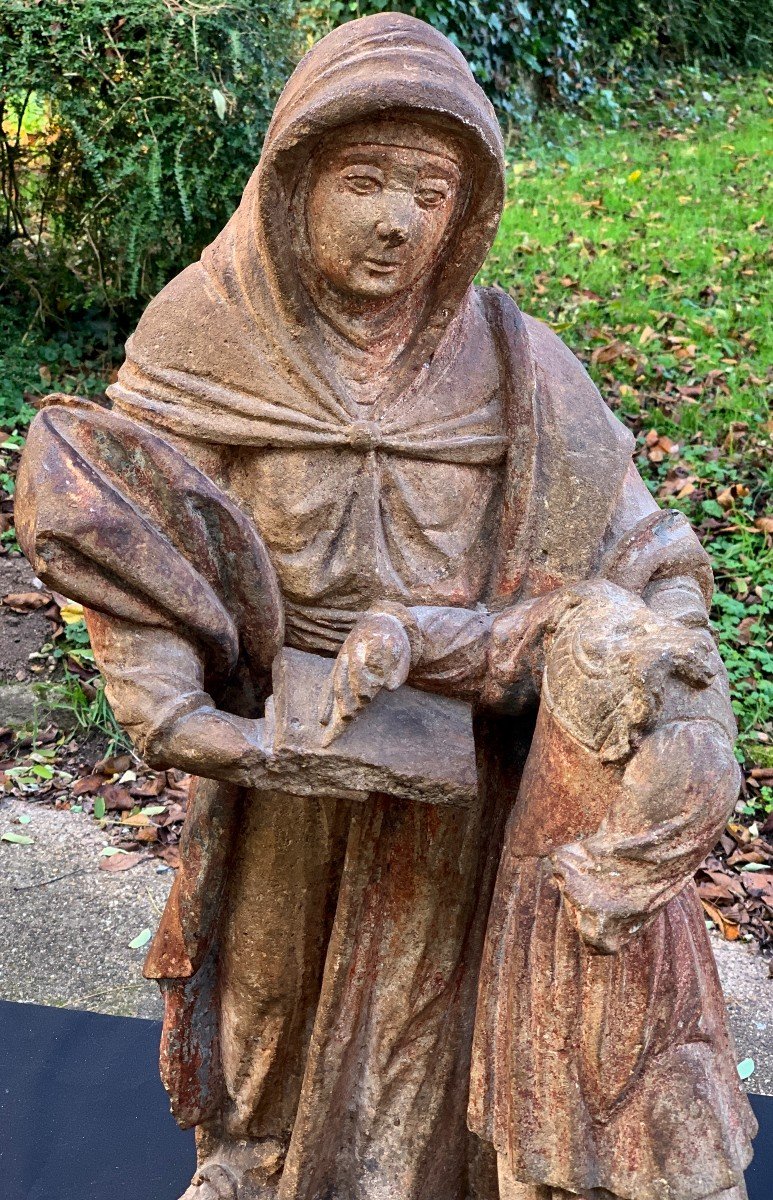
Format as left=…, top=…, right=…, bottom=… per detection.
left=60, top=601, right=85, bottom=625
left=627, top=169, right=642, bottom=183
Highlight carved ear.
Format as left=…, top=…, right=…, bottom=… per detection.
left=597, top=687, right=653, bottom=763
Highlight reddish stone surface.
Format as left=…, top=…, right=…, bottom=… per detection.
left=16, top=13, right=755, bottom=1200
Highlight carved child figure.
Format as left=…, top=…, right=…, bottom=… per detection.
left=474, top=583, right=754, bottom=1200
left=16, top=13, right=755, bottom=1200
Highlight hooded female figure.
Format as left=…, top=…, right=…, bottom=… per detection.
left=16, top=13, right=755, bottom=1200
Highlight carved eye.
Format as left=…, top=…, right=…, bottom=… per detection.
left=344, top=173, right=382, bottom=196
left=415, top=185, right=449, bottom=210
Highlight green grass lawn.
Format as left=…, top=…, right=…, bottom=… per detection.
left=1, top=70, right=771, bottom=806
left=480, top=71, right=772, bottom=804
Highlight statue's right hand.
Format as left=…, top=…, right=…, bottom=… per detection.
left=145, top=705, right=269, bottom=785
left=484, top=587, right=582, bottom=711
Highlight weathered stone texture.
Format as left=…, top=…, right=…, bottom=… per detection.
left=16, top=12, right=755, bottom=1200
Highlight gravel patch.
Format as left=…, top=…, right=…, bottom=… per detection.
left=711, top=930, right=773, bottom=1097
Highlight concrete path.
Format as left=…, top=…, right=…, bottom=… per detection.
left=712, top=932, right=773, bottom=1096
left=1, top=794, right=771, bottom=1095
left=0, top=795, right=168, bottom=1019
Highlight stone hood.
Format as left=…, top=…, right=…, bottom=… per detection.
left=107, top=13, right=506, bottom=447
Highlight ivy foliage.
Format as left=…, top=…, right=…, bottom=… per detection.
left=584, top=0, right=771, bottom=72
left=322, top=2, right=770, bottom=119
left=316, top=1, right=589, bottom=116
left=1, top=2, right=769, bottom=330
left=0, top=0, right=299, bottom=323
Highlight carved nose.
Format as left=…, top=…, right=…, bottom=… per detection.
left=375, top=220, right=408, bottom=247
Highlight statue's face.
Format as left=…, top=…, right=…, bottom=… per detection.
left=306, top=139, right=461, bottom=300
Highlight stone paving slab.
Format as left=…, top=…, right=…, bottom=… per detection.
left=711, top=932, right=773, bottom=1096
left=0, top=796, right=169, bottom=1019
left=1, top=794, right=771, bottom=1095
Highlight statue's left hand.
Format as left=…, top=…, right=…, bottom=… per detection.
left=320, top=612, right=413, bottom=745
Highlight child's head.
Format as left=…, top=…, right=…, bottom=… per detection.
left=544, top=581, right=717, bottom=762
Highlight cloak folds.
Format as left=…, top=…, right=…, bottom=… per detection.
left=14, top=12, right=754, bottom=1200
left=101, top=8, right=635, bottom=609
left=19, top=331, right=690, bottom=1123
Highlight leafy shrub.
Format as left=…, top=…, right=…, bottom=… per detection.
left=317, top=1, right=591, bottom=117
left=319, top=2, right=770, bottom=119
left=585, top=0, right=771, bottom=71
left=0, top=0, right=300, bottom=324
left=0, top=301, right=118, bottom=433
left=3, top=2, right=767, bottom=334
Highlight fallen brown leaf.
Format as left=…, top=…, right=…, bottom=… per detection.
left=129, top=772, right=167, bottom=797
left=156, top=845, right=181, bottom=869
left=94, top=752, right=133, bottom=776
left=591, top=339, right=639, bottom=367
left=71, top=774, right=105, bottom=797
left=700, top=898, right=740, bottom=940
left=727, top=845, right=773, bottom=868
left=155, top=803, right=185, bottom=827
left=120, top=812, right=153, bottom=828
left=736, top=617, right=758, bottom=645
left=133, top=826, right=159, bottom=843
left=99, top=851, right=143, bottom=873
left=101, top=783, right=135, bottom=812
left=2, top=590, right=53, bottom=613
left=656, top=435, right=679, bottom=454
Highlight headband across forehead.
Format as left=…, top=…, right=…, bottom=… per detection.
left=319, top=117, right=467, bottom=168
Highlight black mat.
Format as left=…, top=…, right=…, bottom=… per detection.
left=0, top=999, right=195, bottom=1199
left=0, top=999, right=770, bottom=1199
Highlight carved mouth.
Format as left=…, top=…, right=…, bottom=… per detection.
left=363, top=258, right=402, bottom=273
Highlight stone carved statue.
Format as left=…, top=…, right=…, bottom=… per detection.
left=16, top=14, right=756, bottom=1200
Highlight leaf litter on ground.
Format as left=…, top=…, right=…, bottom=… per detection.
left=2, top=720, right=189, bottom=874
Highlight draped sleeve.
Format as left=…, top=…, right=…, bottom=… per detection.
left=15, top=399, right=284, bottom=759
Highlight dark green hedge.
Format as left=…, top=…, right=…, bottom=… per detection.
left=325, top=1, right=771, bottom=116
left=1, top=1, right=768, bottom=328
left=0, top=0, right=298, bottom=324
left=585, top=0, right=771, bottom=71
left=320, top=1, right=589, bottom=115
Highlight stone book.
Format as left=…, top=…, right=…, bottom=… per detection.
left=249, top=646, right=478, bottom=806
